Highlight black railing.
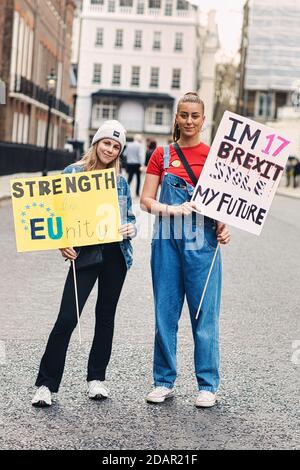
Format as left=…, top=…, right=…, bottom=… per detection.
left=14, top=76, right=71, bottom=116
left=0, top=141, right=76, bottom=176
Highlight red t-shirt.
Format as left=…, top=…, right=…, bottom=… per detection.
left=146, top=142, right=210, bottom=187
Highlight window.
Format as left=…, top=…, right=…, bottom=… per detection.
left=147, top=104, right=171, bottom=126
left=12, top=112, right=18, bottom=141
left=155, top=111, right=163, bottom=125
left=149, top=0, right=161, bottom=7
left=102, top=107, right=111, bottom=119
left=165, top=2, right=172, bottom=15
left=92, top=64, right=102, bottom=83
left=153, top=31, right=161, bottom=50
left=134, top=30, right=142, bottom=49
left=120, top=0, right=133, bottom=5
left=174, top=32, right=183, bottom=51
left=131, top=66, right=140, bottom=86
left=177, top=0, right=188, bottom=10
left=23, top=114, right=29, bottom=144
left=93, top=100, right=117, bottom=121
left=91, top=0, right=104, bottom=4
left=137, top=2, right=144, bottom=14
left=112, top=65, right=121, bottom=85
left=17, top=113, right=24, bottom=143
left=171, top=68, right=181, bottom=88
left=108, top=1, right=115, bottom=12
left=256, top=92, right=274, bottom=118
left=36, top=119, right=46, bottom=147
left=258, top=94, right=265, bottom=116
left=115, top=29, right=123, bottom=48
left=96, top=28, right=103, bottom=46
left=150, top=67, right=159, bottom=88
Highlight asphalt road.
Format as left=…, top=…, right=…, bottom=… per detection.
left=0, top=195, right=299, bottom=450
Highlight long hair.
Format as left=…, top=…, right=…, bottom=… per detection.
left=173, top=92, right=205, bottom=142
left=75, top=142, right=120, bottom=174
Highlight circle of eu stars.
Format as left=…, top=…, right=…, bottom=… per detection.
left=20, top=202, right=55, bottom=232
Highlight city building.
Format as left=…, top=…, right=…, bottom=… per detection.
left=267, top=106, right=300, bottom=158
left=0, top=0, right=76, bottom=149
left=74, top=0, right=219, bottom=149
left=237, top=0, right=300, bottom=122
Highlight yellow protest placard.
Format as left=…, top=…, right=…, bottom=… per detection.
left=10, top=169, right=122, bottom=252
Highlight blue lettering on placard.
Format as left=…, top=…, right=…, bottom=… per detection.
left=47, top=217, right=63, bottom=240
left=30, top=218, right=46, bottom=240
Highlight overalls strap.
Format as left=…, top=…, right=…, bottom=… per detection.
left=163, top=145, right=170, bottom=170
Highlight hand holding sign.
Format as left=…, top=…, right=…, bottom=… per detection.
left=119, top=223, right=136, bottom=239
left=59, top=247, right=77, bottom=260
left=216, top=222, right=231, bottom=244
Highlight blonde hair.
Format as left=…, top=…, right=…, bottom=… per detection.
left=173, top=92, right=205, bottom=142
left=76, top=142, right=120, bottom=174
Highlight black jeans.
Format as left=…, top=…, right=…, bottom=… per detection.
left=35, top=243, right=127, bottom=392
left=127, top=164, right=141, bottom=196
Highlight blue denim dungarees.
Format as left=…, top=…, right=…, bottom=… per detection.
left=151, top=145, right=222, bottom=392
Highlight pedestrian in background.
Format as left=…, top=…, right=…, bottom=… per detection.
left=145, top=140, right=157, bottom=167
left=293, top=158, right=300, bottom=188
left=141, top=92, right=230, bottom=408
left=285, top=155, right=298, bottom=187
left=124, top=134, right=144, bottom=197
left=32, top=120, right=136, bottom=407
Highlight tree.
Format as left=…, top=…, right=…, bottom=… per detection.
left=211, top=61, right=238, bottom=140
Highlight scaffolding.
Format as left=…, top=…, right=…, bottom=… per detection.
left=245, top=0, right=300, bottom=91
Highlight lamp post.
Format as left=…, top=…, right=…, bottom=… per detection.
left=42, top=70, right=57, bottom=176
left=72, top=93, right=77, bottom=139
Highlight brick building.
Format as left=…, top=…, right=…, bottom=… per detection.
left=0, top=0, right=75, bottom=149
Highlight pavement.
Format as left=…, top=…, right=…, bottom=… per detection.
left=2, top=171, right=300, bottom=201
left=276, top=184, right=300, bottom=199
left=0, top=188, right=299, bottom=449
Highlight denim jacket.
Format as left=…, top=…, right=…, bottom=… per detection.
left=63, top=163, right=136, bottom=270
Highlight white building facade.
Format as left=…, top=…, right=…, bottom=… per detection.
left=75, top=0, right=218, bottom=149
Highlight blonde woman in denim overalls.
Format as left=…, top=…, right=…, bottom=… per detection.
left=141, top=93, right=230, bottom=407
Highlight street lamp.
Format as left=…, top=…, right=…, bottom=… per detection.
left=42, top=70, right=57, bottom=176
left=72, top=93, right=77, bottom=139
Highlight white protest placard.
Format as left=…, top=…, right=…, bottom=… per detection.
left=192, top=111, right=291, bottom=235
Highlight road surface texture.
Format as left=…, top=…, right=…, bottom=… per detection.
left=0, top=195, right=299, bottom=450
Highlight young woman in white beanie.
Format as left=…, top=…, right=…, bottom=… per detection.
left=32, top=120, right=136, bottom=407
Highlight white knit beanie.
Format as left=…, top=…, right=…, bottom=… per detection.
left=92, top=120, right=126, bottom=153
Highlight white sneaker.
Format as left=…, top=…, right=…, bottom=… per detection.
left=195, top=391, right=217, bottom=408
left=146, top=386, right=174, bottom=403
left=32, top=386, right=52, bottom=407
left=87, top=380, right=109, bottom=400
